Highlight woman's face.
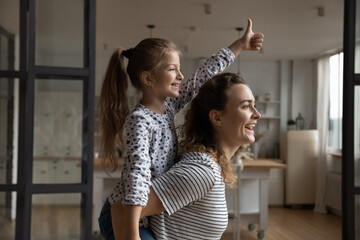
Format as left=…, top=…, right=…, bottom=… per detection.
left=217, top=84, right=261, bottom=147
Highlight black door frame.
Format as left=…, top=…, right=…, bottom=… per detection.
left=0, top=0, right=96, bottom=239
left=343, top=0, right=360, bottom=239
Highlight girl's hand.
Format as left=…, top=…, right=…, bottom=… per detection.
left=228, top=18, right=264, bottom=56
left=111, top=202, right=141, bottom=240
left=241, top=18, right=264, bottom=51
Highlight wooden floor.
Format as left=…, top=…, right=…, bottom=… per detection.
left=222, top=207, right=342, bottom=240
left=0, top=206, right=342, bottom=240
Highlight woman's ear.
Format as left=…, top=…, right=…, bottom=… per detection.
left=140, top=71, right=154, bottom=87
left=209, top=109, right=223, bottom=127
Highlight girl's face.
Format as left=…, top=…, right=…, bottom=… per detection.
left=151, top=50, right=184, bottom=99
left=217, top=84, right=261, bottom=147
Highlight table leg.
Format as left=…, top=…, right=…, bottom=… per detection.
left=235, top=166, right=242, bottom=240
left=259, top=177, right=269, bottom=231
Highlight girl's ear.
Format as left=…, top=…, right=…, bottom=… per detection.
left=140, top=71, right=154, bottom=87
left=209, top=109, right=223, bottom=127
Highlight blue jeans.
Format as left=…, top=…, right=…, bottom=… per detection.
left=98, top=199, right=155, bottom=240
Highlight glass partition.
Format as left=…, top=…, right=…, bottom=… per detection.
left=35, top=0, right=84, bottom=67
left=0, top=33, right=9, bottom=70
left=33, top=79, right=83, bottom=184
left=31, top=193, right=81, bottom=239
left=0, top=0, right=19, bottom=71
left=0, top=191, right=16, bottom=239
left=0, top=77, right=17, bottom=185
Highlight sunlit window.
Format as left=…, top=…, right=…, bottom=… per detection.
left=328, top=52, right=343, bottom=150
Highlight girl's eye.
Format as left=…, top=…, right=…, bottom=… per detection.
left=242, top=105, right=250, bottom=109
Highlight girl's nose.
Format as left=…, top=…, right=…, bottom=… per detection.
left=178, top=70, right=184, bottom=80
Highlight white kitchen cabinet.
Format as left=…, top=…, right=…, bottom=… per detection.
left=268, top=167, right=284, bottom=205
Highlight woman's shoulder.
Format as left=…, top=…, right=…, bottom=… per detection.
left=180, top=152, right=218, bottom=168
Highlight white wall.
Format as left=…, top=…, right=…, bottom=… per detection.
left=291, top=60, right=316, bottom=129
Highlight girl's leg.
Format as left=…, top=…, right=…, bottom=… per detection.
left=98, top=199, right=115, bottom=240
left=139, top=226, right=156, bottom=240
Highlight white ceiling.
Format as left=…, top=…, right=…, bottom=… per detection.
left=96, top=0, right=344, bottom=61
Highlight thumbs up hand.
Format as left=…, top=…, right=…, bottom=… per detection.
left=241, top=18, right=264, bottom=51
left=228, top=18, right=264, bottom=57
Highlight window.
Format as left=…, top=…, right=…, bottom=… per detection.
left=328, top=52, right=343, bottom=150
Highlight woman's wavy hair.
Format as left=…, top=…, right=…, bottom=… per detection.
left=179, top=72, right=246, bottom=186
left=98, top=38, right=180, bottom=171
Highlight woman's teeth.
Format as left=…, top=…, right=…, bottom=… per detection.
left=246, top=124, right=256, bottom=130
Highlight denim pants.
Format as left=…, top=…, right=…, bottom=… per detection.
left=98, top=199, right=155, bottom=240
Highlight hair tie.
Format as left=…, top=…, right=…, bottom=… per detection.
left=122, top=48, right=134, bottom=59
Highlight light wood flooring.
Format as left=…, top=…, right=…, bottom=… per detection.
left=0, top=206, right=342, bottom=240
left=222, top=207, right=341, bottom=240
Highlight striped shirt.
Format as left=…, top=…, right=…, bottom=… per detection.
left=150, top=152, right=228, bottom=240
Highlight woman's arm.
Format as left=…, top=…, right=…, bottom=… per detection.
left=140, top=188, right=165, bottom=217
left=110, top=189, right=164, bottom=240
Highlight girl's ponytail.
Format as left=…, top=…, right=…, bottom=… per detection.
left=98, top=49, right=129, bottom=171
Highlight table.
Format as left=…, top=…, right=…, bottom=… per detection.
left=230, top=159, right=286, bottom=240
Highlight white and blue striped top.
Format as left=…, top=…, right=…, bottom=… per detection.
left=150, top=152, right=228, bottom=240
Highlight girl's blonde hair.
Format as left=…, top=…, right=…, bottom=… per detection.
left=98, top=38, right=180, bottom=171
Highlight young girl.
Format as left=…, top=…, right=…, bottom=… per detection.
left=98, top=19, right=263, bottom=240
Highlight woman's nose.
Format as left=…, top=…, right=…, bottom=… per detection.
left=253, top=108, right=261, bottom=119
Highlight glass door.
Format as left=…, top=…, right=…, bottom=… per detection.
left=343, top=0, right=360, bottom=239
left=0, top=1, right=19, bottom=239
left=0, top=0, right=96, bottom=239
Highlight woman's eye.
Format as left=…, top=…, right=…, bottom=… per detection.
left=242, top=105, right=250, bottom=109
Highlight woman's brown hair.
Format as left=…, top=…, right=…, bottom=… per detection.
left=98, top=38, right=180, bottom=171
left=179, top=72, right=246, bottom=186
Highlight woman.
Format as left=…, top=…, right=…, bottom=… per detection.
left=111, top=72, right=261, bottom=240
